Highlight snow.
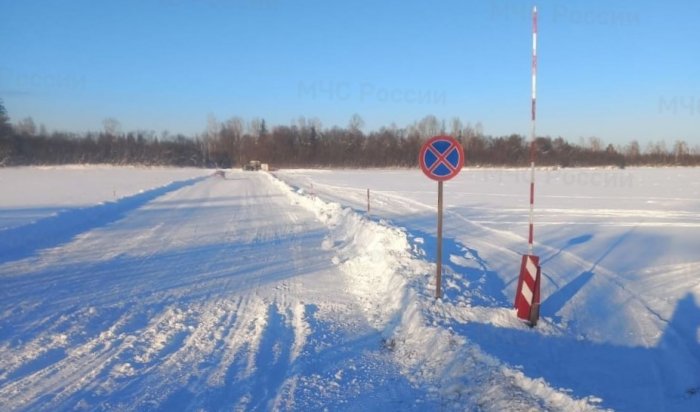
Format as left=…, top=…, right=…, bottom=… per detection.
left=0, top=165, right=210, bottom=231
left=1, top=166, right=699, bottom=411
left=275, top=167, right=700, bottom=411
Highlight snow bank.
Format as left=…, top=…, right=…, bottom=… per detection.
left=267, top=173, right=603, bottom=411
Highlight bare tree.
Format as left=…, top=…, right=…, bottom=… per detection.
left=588, top=136, right=602, bottom=152
left=16, top=117, right=37, bottom=135
left=348, top=113, right=365, bottom=133
left=416, top=115, right=440, bottom=139
left=249, top=118, right=263, bottom=138
left=673, top=140, right=689, bottom=163
left=625, top=140, right=640, bottom=160
left=225, top=117, right=242, bottom=137
left=474, top=121, right=484, bottom=138
left=103, top=118, right=121, bottom=136
left=450, top=117, right=463, bottom=138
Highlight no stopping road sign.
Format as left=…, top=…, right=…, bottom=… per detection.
left=419, top=135, right=464, bottom=181
left=418, top=135, right=465, bottom=299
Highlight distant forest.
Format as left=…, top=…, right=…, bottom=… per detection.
left=1, top=100, right=698, bottom=168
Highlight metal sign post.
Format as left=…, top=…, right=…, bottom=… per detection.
left=436, top=181, right=443, bottom=298
left=418, top=135, right=464, bottom=299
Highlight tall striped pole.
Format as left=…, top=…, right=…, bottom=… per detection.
left=514, top=5, right=542, bottom=327
left=528, top=6, right=538, bottom=255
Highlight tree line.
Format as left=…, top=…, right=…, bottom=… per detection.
left=1, top=101, right=698, bottom=168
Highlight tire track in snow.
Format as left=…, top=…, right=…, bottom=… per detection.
left=2, top=172, right=437, bottom=411
left=0, top=307, right=155, bottom=411
left=0, top=178, right=233, bottom=411
left=245, top=303, right=296, bottom=411
left=93, top=298, right=243, bottom=411
left=1, top=180, right=236, bottom=397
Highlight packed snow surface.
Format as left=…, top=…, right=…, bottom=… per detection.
left=1, top=166, right=698, bottom=411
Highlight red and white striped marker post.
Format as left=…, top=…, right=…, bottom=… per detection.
left=514, top=5, right=542, bottom=326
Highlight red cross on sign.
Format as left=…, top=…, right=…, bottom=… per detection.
left=419, top=135, right=464, bottom=182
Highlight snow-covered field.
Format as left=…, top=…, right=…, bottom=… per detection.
left=1, top=166, right=698, bottom=411
left=0, top=166, right=209, bottom=231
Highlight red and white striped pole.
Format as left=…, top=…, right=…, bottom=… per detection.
left=515, top=5, right=542, bottom=327
left=528, top=5, right=537, bottom=256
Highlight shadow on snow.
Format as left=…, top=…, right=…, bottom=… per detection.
left=400, top=213, right=699, bottom=411
left=326, top=197, right=697, bottom=411
left=0, top=176, right=207, bottom=265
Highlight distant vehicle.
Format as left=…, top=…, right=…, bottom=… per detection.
left=243, top=160, right=261, bottom=171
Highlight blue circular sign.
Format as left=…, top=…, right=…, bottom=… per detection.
left=419, top=135, right=464, bottom=181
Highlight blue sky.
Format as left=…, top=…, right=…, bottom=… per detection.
left=1, top=0, right=698, bottom=145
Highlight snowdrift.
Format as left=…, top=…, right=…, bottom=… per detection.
left=268, top=172, right=603, bottom=411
